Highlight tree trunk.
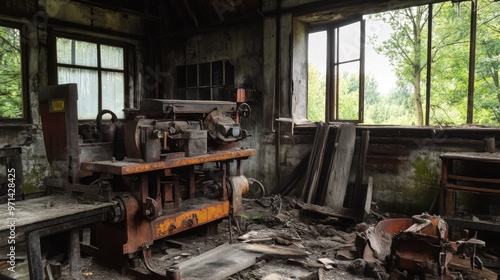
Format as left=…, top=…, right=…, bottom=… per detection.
left=414, top=71, right=424, bottom=125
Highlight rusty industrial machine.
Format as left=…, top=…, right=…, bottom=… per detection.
left=39, top=84, right=257, bottom=276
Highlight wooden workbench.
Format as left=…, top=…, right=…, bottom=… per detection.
left=0, top=194, right=112, bottom=279
left=439, top=152, right=500, bottom=233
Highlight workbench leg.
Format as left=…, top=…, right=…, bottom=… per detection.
left=69, top=228, right=82, bottom=279
left=27, top=230, right=43, bottom=280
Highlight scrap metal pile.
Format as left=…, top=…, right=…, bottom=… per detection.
left=357, top=213, right=490, bottom=279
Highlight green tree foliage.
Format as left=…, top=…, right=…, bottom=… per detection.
left=474, top=0, right=500, bottom=125
left=430, top=2, right=470, bottom=126
left=338, top=71, right=359, bottom=120
left=371, top=6, right=429, bottom=125
left=364, top=81, right=416, bottom=125
left=307, top=64, right=326, bottom=122
left=0, top=26, right=23, bottom=118
left=369, top=0, right=500, bottom=126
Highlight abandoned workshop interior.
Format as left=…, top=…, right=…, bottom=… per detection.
left=2, top=0, right=500, bottom=279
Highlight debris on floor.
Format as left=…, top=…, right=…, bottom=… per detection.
left=1, top=196, right=499, bottom=280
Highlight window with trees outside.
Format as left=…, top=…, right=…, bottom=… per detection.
left=56, top=37, right=126, bottom=120
left=307, top=0, right=500, bottom=126
left=0, top=24, right=25, bottom=120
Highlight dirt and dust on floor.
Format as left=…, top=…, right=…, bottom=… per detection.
left=3, top=195, right=497, bottom=280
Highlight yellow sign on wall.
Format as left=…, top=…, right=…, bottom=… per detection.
left=49, top=99, right=65, bottom=112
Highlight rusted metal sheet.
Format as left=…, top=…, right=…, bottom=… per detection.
left=114, top=195, right=230, bottom=254
left=360, top=214, right=489, bottom=278
left=152, top=200, right=229, bottom=240
left=361, top=218, right=414, bottom=262
left=80, top=148, right=256, bottom=175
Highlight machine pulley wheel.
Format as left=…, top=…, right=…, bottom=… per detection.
left=237, top=103, right=251, bottom=118
left=144, top=197, right=161, bottom=221
left=107, top=198, right=125, bottom=223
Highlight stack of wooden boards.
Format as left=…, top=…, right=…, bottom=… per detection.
left=301, top=122, right=356, bottom=209
left=277, top=122, right=371, bottom=215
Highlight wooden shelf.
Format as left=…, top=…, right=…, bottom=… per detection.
left=439, top=152, right=500, bottom=233
left=447, top=174, right=500, bottom=185
left=444, top=183, right=500, bottom=194
left=445, top=217, right=500, bottom=233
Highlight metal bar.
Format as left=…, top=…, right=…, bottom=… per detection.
left=174, top=175, right=181, bottom=207
left=222, top=162, right=228, bottom=201
left=425, top=4, right=433, bottom=126
left=155, top=173, right=162, bottom=213
left=359, top=19, right=366, bottom=123
left=228, top=211, right=234, bottom=244
left=141, top=174, right=148, bottom=205
left=189, top=166, right=195, bottom=199
left=467, top=0, right=478, bottom=124
left=237, top=159, right=242, bottom=176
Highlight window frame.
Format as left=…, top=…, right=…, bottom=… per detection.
left=176, top=60, right=235, bottom=100
left=308, top=17, right=365, bottom=123
left=50, top=32, right=129, bottom=120
left=0, top=20, right=29, bottom=123
left=305, top=0, right=497, bottom=126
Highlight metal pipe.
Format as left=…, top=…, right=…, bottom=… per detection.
left=274, top=1, right=282, bottom=189
left=248, top=178, right=266, bottom=197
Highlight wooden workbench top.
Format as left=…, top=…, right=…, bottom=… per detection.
left=0, top=193, right=112, bottom=233
left=80, top=148, right=256, bottom=175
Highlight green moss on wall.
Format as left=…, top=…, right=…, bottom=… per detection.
left=404, top=155, right=440, bottom=213
left=371, top=153, right=441, bottom=215
left=21, top=145, right=52, bottom=194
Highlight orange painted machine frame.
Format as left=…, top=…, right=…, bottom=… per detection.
left=84, top=148, right=256, bottom=261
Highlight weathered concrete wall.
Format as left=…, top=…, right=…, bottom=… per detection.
left=0, top=0, right=145, bottom=193
left=159, top=22, right=265, bottom=180
left=362, top=128, right=500, bottom=214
